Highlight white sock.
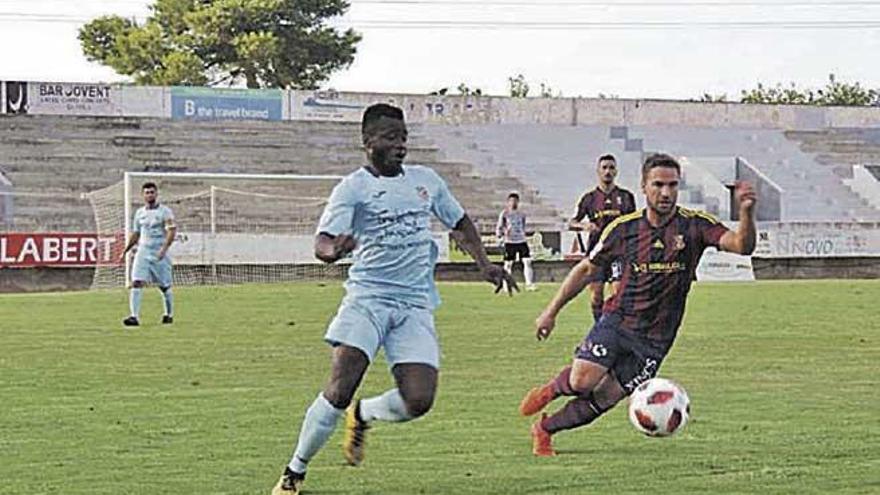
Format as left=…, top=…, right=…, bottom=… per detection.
left=523, top=258, right=535, bottom=286
left=161, top=288, right=173, bottom=316
left=502, top=261, right=514, bottom=291
left=129, top=288, right=143, bottom=318
left=288, top=393, right=344, bottom=474
left=359, top=389, right=413, bottom=423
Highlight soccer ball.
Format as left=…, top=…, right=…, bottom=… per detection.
left=627, top=378, right=690, bottom=437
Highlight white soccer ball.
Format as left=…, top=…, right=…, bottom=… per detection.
left=627, top=377, right=690, bottom=437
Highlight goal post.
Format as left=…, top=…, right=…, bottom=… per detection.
left=86, top=171, right=345, bottom=289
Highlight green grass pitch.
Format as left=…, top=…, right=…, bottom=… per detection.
left=1, top=280, right=878, bottom=494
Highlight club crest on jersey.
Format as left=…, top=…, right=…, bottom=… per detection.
left=415, top=186, right=430, bottom=201
left=673, top=235, right=686, bottom=250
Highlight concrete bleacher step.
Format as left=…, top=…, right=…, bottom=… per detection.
left=1, top=114, right=566, bottom=231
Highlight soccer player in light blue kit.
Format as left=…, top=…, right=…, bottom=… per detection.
left=119, top=182, right=177, bottom=327
left=272, top=104, right=517, bottom=495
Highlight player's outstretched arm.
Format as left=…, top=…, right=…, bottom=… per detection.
left=719, top=181, right=757, bottom=255
left=314, top=233, right=357, bottom=264
left=452, top=214, right=518, bottom=295
left=535, top=258, right=597, bottom=340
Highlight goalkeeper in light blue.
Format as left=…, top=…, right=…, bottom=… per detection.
left=119, top=182, right=176, bottom=327
left=271, top=104, right=518, bottom=495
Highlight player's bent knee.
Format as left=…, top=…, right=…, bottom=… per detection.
left=569, top=360, right=607, bottom=394
left=402, top=392, right=435, bottom=418
left=570, top=374, right=594, bottom=394
left=322, top=384, right=356, bottom=410
left=159, top=286, right=170, bottom=292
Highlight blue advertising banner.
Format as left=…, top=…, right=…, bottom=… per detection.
left=170, top=87, right=282, bottom=121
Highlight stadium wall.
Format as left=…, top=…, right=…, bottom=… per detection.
left=5, top=81, right=880, bottom=128
left=4, top=82, right=880, bottom=291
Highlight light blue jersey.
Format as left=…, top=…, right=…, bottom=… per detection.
left=132, top=204, right=175, bottom=254
left=317, top=165, right=465, bottom=309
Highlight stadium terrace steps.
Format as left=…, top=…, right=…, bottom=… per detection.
left=424, top=123, right=880, bottom=222
left=0, top=115, right=561, bottom=233
left=6, top=115, right=879, bottom=233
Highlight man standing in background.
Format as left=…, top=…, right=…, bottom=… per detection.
left=497, top=192, right=536, bottom=291
left=569, top=154, right=636, bottom=321
left=119, top=182, right=176, bottom=326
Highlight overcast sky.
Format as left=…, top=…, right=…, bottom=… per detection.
left=1, top=0, right=878, bottom=99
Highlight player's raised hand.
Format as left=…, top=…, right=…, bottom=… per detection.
left=734, top=180, right=757, bottom=212
left=535, top=309, right=556, bottom=341
left=483, top=263, right=518, bottom=295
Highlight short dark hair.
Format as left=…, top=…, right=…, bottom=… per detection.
left=598, top=154, right=617, bottom=164
left=642, top=153, right=681, bottom=179
left=508, top=192, right=520, bottom=200
left=142, top=182, right=158, bottom=191
left=362, top=103, right=405, bottom=136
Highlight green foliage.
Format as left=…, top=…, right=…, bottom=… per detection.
left=538, top=82, right=561, bottom=98
left=1, top=281, right=878, bottom=493
left=740, top=74, right=879, bottom=106
left=429, top=83, right=483, bottom=97
left=507, top=75, right=561, bottom=98
left=78, top=0, right=361, bottom=88
left=698, top=93, right=728, bottom=103
left=456, top=83, right=483, bottom=96
left=508, top=73, right=530, bottom=98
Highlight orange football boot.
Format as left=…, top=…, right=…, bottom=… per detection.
left=519, top=383, right=557, bottom=416
left=531, top=414, right=556, bottom=457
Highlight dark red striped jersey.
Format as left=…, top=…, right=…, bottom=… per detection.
left=588, top=207, right=729, bottom=347
left=573, top=186, right=637, bottom=252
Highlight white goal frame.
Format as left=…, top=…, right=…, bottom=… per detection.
left=120, top=171, right=344, bottom=286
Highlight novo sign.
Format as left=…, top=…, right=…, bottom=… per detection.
left=754, top=222, right=880, bottom=258
left=171, top=87, right=283, bottom=121
left=0, top=234, right=121, bottom=267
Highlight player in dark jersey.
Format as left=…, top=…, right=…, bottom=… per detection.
left=520, top=153, right=756, bottom=456
left=569, top=154, right=636, bottom=322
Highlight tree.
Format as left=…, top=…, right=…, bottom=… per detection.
left=508, top=74, right=530, bottom=98
left=740, top=82, right=815, bottom=105
left=428, top=83, right=483, bottom=96
left=507, top=74, right=561, bottom=98
left=814, top=74, right=878, bottom=106
left=538, top=82, right=561, bottom=98
left=738, top=74, right=879, bottom=106
left=79, top=0, right=361, bottom=89
left=456, top=83, right=483, bottom=96
left=698, top=93, right=728, bottom=103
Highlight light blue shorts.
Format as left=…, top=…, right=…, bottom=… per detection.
left=131, top=252, right=173, bottom=287
left=325, top=297, right=440, bottom=369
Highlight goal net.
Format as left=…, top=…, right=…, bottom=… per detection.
left=85, top=172, right=344, bottom=289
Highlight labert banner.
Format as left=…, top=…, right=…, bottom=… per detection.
left=0, top=234, right=121, bottom=267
